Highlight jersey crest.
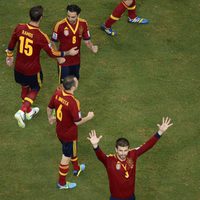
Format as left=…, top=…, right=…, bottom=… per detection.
left=78, top=26, right=84, bottom=37
left=116, top=162, right=121, bottom=170
left=127, top=158, right=134, bottom=169
left=64, top=27, right=69, bottom=36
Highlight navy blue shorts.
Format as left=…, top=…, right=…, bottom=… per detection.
left=60, top=140, right=78, bottom=157
left=58, top=65, right=80, bottom=83
left=110, top=195, right=135, bottom=200
left=14, top=70, right=43, bottom=91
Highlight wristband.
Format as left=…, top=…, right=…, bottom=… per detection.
left=5, top=49, right=13, bottom=57
left=61, top=51, right=65, bottom=57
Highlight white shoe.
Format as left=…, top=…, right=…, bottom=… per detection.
left=26, top=107, right=39, bottom=120
left=14, top=110, right=25, bottom=128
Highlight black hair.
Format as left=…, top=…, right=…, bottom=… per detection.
left=29, top=5, right=43, bottom=22
left=63, top=76, right=76, bottom=90
left=66, top=4, right=81, bottom=15
left=115, top=138, right=130, bottom=148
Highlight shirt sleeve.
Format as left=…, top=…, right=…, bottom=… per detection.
left=48, top=93, right=56, bottom=109
left=51, top=23, right=60, bottom=42
left=40, top=32, right=63, bottom=57
left=70, top=98, right=82, bottom=122
left=7, top=25, right=19, bottom=51
left=135, top=133, right=161, bottom=158
left=82, top=21, right=91, bottom=40
left=94, top=146, right=108, bottom=167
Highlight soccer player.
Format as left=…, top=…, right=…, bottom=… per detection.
left=87, top=117, right=173, bottom=200
left=47, top=76, right=94, bottom=189
left=101, top=0, right=149, bottom=36
left=51, top=4, right=98, bottom=82
left=6, top=5, right=78, bottom=128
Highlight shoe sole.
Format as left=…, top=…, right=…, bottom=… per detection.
left=57, top=183, right=76, bottom=189
left=14, top=115, right=25, bottom=128
left=128, top=20, right=149, bottom=24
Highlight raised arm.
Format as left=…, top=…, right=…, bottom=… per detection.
left=157, top=117, right=173, bottom=136
left=135, top=117, right=173, bottom=158
left=87, top=130, right=102, bottom=149
left=87, top=130, right=108, bottom=166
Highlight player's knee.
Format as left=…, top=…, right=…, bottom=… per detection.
left=61, top=154, right=71, bottom=165
left=123, top=0, right=133, bottom=7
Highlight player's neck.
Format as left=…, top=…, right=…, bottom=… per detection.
left=29, top=21, right=40, bottom=27
left=64, top=89, right=74, bottom=95
left=116, top=155, right=126, bottom=162
left=67, top=18, right=77, bottom=25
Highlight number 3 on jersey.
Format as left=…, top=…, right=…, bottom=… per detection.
left=19, top=36, right=33, bottom=56
left=57, top=104, right=63, bottom=121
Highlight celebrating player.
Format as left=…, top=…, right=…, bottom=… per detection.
left=6, top=5, right=77, bottom=128
left=51, top=4, right=98, bottom=82
left=88, top=117, right=173, bottom=199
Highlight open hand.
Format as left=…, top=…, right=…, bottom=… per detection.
left=157, top=117, right=173, bottom=135
left=57, top=57, right=66, bottom=64
left=87, top=130, right=102, bottom=148
left=91, top=45, right=98, bottom=53
left=6, top=56, right=14, bottom=67
left=48, top=116, right=56, bottom=125
left=68, top=47, right=79, bottom=56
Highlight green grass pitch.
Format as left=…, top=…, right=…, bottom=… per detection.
left=0, top=0, right=199, bottom=199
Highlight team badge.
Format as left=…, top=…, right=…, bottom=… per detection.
left=64, top=29, right=69, bottom=36
left=127, top=158, right=134, bottom=169
left=79, top=26, right=84, bottom=37
left=116, top=163, right=121, bottom=170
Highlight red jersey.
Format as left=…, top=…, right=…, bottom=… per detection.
left=51, top=17, right=90, bottom=67
left=48, top=89, right=81, bottom=142
left=95, top=133, right=161, bottom=199
left=8, top=23, right=63, bottom=75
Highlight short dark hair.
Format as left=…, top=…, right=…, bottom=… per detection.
left=66, top=4, right=81, bottom=15
left=115, top=138, right=130, bottom=148
left=63, top=76, right=76, bottom=90
left=29, top=5, right=43, bottom=22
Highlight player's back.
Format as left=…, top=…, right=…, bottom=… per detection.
left=53, top=89, right=80, bottom=142
left=13, top=23, right=48, bottom=75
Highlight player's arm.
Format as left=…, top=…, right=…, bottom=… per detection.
left=41, top=34, right=64, bottom=57
left=50, top=41, right=64, bottom=64
left=47, top=94, right=56, bottom=125
left=84, top=40, right=98, bottom=53
left=70, top=98, right=94, bottom=126
left=87, top=130, right=107, bottom=165
left=135, top=117, right=173, bottom=158
left=75, top=111, right=94, bottom=125
left=5, top=25, right=18, bottom=67
left=51, top=29, right=79, bottom=62
left=82, top=21, right=98, bottom=53
left=41, top=33, right=74, bottom=60
left=5, top=49, right=14, bottom=67
left=47, top=107, right=56, bottom=125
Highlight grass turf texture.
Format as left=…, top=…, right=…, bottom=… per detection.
left=0, top=0, right=200, bottom=199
